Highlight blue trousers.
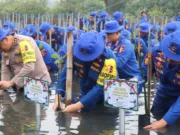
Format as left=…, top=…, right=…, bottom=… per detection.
left=151, top=88, right=178, bottom=122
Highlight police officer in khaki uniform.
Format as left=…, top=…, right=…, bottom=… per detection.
left=0, top=28, right=51, bottom=90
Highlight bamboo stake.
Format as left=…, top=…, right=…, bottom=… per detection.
left=12, top=12, right=14, bottom=23
left=161, top=16, right=164, bottom=40
left=100, top=20, right=103, bottom=32
left=18, top=13, right=21, bottom=33
left=66, top=13, right=69, bottom=26
left=63, top=17, right=67, bottom=45
left=147, top=26, right=152, bottom=115
left=58, top=14, right=60, bottom=27
left=93, top=14, right=97, bottom=32
left=130, top=16, right=133, bottom=29
left=26, top=14, right=28, bottom=25
left=65, top=31, right=73, bottom=106
left=165, top=16, right=168, bottom=26
left=37, top=14, right=40, bottom=40
left=49, top=28, right=52, bottom=47
left=77, top=14, right=80, bottom=31
left=15, top=13, right=18, bottom=24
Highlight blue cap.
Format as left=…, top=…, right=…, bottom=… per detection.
left=24, top=24, right=36, bottom=36
left=0, top=29, right=10, bottom=41
left=140, top=23, right=150, bottom=33
left=99, top=10, right=108, bottom=20
left=3, top=21, right=15, bottom=30
left=161, top=30, right=180, bottom=61
left=67, top=26, right=75, bottom=32
left=39, top=22, right=51, bottom=35
left=121, top=29, right=131, bottom=40
left=113, top=11, right=123, bottom=20
left=73, top=32, right=105, bottom=61
left=164, top=22, right=180, bottom=35
left=90, top=11, right=97, bottom=17
left=104, top=20, right=123, bottom=33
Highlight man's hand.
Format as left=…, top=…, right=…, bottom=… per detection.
left=63, top=101, right=84, bottom=113
left=0, top=81, right=15, bottom=89
left=144, top=119, right=168, bottom=131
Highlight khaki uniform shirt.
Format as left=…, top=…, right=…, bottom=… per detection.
left=1, top=34, right=51, bottom=89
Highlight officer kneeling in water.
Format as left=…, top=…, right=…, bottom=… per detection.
left=53, top=32, right=118, bottom=112
left=144, top=31, right=180, bottom=130
left=0, top=29, right=51, bottom=91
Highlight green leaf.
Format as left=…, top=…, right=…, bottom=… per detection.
left=51, top=54, right=59, bottom=59
left=54, top=59, right=59, bottom=65
left=39, top=42, right=43, bottom=50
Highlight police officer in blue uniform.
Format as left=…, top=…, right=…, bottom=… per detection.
left=39, top=22, right=64, bottom=51
left=113, top=11, right=129, bottom=28
left=97, top=11, right=108, bottom=32
left=151, top=24, right=162, bottom=42
left=53, top=32, right=118, bottom=112
left=86, top=11, right=97, bottom=31
left=144, top=31, right=180, bottom=130
left=140, top=10, right=150, bottom=24
left=121, top=29, right=148, bottom=80
left=140, top=23, right=155, bottom=47
left=105, top=20, right=142, bottom=93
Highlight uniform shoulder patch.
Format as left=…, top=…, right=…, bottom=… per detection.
left=19, top=40, right=36, bottom=64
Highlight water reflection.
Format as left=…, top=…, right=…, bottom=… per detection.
left=0, top=73, right=179, bottom=135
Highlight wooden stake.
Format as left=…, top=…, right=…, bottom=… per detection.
left=161, top=16, right=164, bottom=40
left=65, top=32, right=73, bottom=106
left=18, top=13, right=21, bottom=32
left=129, top=16, right=132, bottom=29
left=12, top=12, right=14, bottom=23
left=37, top=14, right=40, bottom=40
left=147, top=26, right=152, bottom=115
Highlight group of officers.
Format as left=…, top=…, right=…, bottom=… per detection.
left=0, top=10, right=180, bottom=131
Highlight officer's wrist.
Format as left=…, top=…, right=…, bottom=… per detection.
left=9, top=81, right=15, bottom=87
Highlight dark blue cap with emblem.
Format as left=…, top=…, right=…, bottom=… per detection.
left=161, top=30, right=180, bottom=61
left=73, top=32, right=105, bottom=61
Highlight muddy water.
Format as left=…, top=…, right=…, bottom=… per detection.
left=0, top=73, right=180, bottom=135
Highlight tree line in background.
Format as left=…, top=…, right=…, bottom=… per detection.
left=0, top=0, right=179, bottom=18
